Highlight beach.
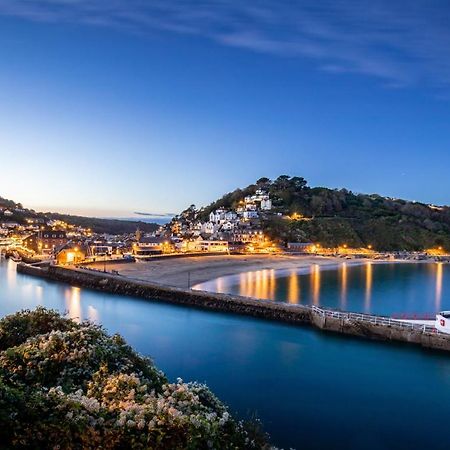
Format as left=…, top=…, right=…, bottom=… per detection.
left=87, top=254, right=362, bottom=289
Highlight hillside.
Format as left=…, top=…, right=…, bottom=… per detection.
left=0, top=197, right=159, bottom=234
left=199, top=176, right=450, bottom=251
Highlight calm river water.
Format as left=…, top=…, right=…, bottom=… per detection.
left=1, top=259, right=450, bottom=449
left=195, top=261, right=450, bottom=316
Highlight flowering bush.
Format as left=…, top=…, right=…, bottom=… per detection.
left=0, top=308, right=271, bottom=449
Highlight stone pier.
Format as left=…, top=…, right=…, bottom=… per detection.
left=17, top=263, right=450, bottom=353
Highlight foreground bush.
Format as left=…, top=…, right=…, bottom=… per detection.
left=0, top=307, right=270, bottom=449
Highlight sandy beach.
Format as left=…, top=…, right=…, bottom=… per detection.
left=87, top=254, right=364, bottom=289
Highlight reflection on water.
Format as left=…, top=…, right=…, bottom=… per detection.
left=311, top=264, right=320, bottom=305
left=87, top=305, right=99, bottom=323
left=287, top=270, right=299, bottom=304
left=340, top=263, right=347, bottom=309
left=6, top=260, right=17, bottom=288
left=3, top=260, right=450, bottom=450
left=238, top=269, right=276, bottom=300
left=436, top=263, right=443, bottom=310
left=365, top=263, right=372, bottom=313
left=65, top=287, right=81, bottom=323
left=200, top=262, right=450, bottom=316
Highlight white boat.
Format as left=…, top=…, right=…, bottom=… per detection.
left=435, top=311, right=450, bottom=334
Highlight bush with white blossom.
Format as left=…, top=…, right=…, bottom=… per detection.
left=0, top=307, right=271, bottom=449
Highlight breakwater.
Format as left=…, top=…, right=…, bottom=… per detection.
left=17, top=263, right=450, bottom=352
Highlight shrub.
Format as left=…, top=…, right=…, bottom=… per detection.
left=0, top=308, right=271, bottom=449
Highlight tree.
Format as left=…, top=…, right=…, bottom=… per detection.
left=290, top=176, right=307, bottom=190
left=256, top=177, right=271, bottom=187
left=273, top=175, right=291, bottom=190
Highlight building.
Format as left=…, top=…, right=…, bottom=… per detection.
left=196, top=239, right=229, bottom=253
left=89, top=242, right=114, bottom=256
left=23, top=229, right=68, bottom=255
left=179, top=237, right=229, bottom=253
left=232, top=229, right=264, bottom=243
left=132, top=236, right=171, bottom=257
left=243, top=210, right=259, bottom=220
left=287, top=242, right=316, bottom=253
left=56, top=243, right=88, bottom=265
left=244, top=189, right=272, bottom=211
left=201, top=222, right=217, bottom=235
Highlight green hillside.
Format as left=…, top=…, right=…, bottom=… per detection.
left=0, top=197, right=158, bottom=234
left=201, top=176, right=450, bottom=251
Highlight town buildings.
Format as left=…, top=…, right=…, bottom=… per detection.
left=23, top=229, right=68, bottom=255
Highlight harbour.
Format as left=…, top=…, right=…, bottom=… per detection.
left=3, top=259, right=450, bottom=449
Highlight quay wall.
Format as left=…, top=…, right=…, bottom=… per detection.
left=17, top=263, right=450, bottom=352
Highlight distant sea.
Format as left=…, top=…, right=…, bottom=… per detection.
left=106, top=217, right=172, bottom=225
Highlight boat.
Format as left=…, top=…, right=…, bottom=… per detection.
left=436, top=311, right=450, bottom=334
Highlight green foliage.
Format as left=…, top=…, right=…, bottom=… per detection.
left=0, top=195, right=159, bottom=234
left=198, top=176, right=450, bottom=251
left=0, top=309, right=270, bottom=450
left=44, top=213, right=159, bottom=235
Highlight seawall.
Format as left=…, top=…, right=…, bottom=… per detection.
left=17, top=263, right=450, bottom=352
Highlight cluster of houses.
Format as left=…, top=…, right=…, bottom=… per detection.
left=1, top=189, right=311, bottom=264
left=165, top=189, right=278, bottom=255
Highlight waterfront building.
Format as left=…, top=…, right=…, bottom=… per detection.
left=56, top=242, right=88, bottom=265
left=23, top=229, right=68, bottom=255
left=132, top=236, right=173, bottom=256
left=287, top=242, right=317, bottom=253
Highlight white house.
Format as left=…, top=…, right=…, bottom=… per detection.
left=209, top=209, right=228, bottom=224
left=244, top=190, right=272, bottom=211
left=220, top=221, right=235, bottom=231
left=201, top=222, right=217, bottom=235
left=261, top=198, right=272, bottom=210
left=243, top=210, right=259, bottom=220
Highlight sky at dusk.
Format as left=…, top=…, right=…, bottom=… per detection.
left=1, top=1, right=450, bottom=218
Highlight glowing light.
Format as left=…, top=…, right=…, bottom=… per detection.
left=436, top=263, right=443, bottom=310
left=311, top=264, right=320, bottom=305
left=65, top=287, right=81, bottom=323
left=340, top=263, right=348, bottom=309
left=287, top=270, right=299, bottom=304
left=365, top=263, right=372, bottom=313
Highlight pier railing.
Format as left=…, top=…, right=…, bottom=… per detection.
left=311, top=305, right=439, bottom=334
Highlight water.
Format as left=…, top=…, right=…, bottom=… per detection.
left=195, top=262, right=450, bottom=316
left=1, top=259, right=450, bottom=449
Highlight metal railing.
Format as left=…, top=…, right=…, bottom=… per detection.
left=311, top=305, right=441, bottom=334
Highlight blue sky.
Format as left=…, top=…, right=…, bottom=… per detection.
left=0, top=1, right=450, bottom=217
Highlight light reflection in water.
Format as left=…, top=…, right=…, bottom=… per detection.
left=287, top=270, right=299, bottom=304
left=6, top=261, right=17, bottom=288
left=436, top=263, right=443, bottom=310
left=34, top=285, right=43, bottom=302
left=65, top=287, right=81, bottom=323
left=311, top=264, right=320, bottom=305
left=340, top=263, right=348, bottom=309
left=269, top=269, right=275, bottom=299
left=236, top=269, right=277, bottom=300
left=216, top=277, right=224, bottom=294
left=365, top=263, right=372, bottom=313
left=87, top=305, right=99, bottom=323
left=200, top=261, right=449, bottom=316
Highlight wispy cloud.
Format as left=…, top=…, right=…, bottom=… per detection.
left=134, top=211, right=175, bottom=218
left=1, top=0, right=450, bottom=88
